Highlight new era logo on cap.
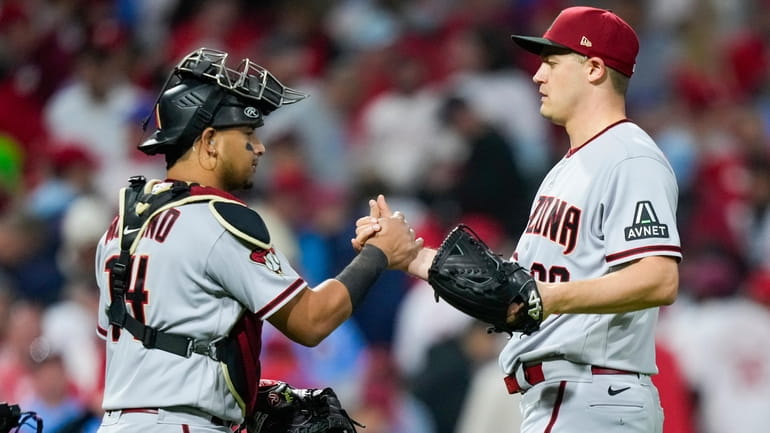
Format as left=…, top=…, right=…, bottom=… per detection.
left=511, top=6, right=639, bottom=77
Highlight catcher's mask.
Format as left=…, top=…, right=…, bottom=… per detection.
left=140, top=47, right=308, bottom=166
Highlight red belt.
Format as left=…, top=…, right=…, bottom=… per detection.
left=504, top=364, right=638, bottom=394
left=118, top=408, right=234, bottom=428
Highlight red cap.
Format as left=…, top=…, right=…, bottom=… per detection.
left=49, top=143, right=98, bottom=173
left=511, top=6, right=639, bottom=77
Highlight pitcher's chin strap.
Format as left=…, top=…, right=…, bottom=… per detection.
left=106, top=176, right=223, bottom=360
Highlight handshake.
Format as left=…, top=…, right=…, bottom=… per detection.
left=350, top=195, right=544, bottom=335
left=349, top=194, right=429, bottom=275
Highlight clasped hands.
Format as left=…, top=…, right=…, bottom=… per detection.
left=350, top=194, right=424, bottom=271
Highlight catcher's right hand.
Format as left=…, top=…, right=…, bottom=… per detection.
left=246, top=380, right=363, bottom=433
left=427, top=224, right=544, bottom=335
left=352, top=195, right=423, bottom=271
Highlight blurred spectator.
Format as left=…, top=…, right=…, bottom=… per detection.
left=613, top=0, right=678, bottom=113
left=353, top=44, right=459, bottom=197
left=427, top=95, right=529, bottom=237
left=348, top=347, right=436, bottom=433
left=440, top=25, right=550, bottom=182
left=455, top=359, right=523, bottom=433
left=0, top=0, right=82, bottom=103
left=119, top=0, right=179, bottom=55
left=668, top=3, right=733, bottom=112
left=0, top=300, right=42, bottom=403
left=43, top=46, right=146, bottom=198
left=392, top=278, right=473, bottom=380
left=20, top=143, right=101, bottom=305
left=743, top=155, right=770, bottom=268
left=723, top=22, right=770, bottom=101
left=324, top=0, right=402, bottom=52
left=680, top=104, right=752, bottom=257
left=0, top=210, right=63, bottom=304
left=659, top=283, right=770, bottom=433
left=25, top=142, right=98, bottom=222
left=56, top=195, right=114, bottom=283
left=267, top=4, right=335, bottom=79
left=19, top=338, right=85, bottom=433
left=255, top=35, right=355, bottom=193
left=648, top=100, right=699, bottom=202
left=42, top=196, right=111, bottom=400
left=410, top=321, right=502, bottom=433
left=165, top=0, right=262, bottom=63
left=679, top=240, right=745, bottom=301
left=250, top=133, right=312, bottom=263
left=106, top=98, right=165, bottom=199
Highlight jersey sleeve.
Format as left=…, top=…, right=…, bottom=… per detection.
left=205, top=231, right=308, bottom=320
left=601, top=156, right=682, bottom=266
left=94, top=237, right=110, bottom=341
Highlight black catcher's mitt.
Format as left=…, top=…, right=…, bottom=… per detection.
left=246, top=381, right=363, bottom=433
left=428, top=224, right=543, bottom=335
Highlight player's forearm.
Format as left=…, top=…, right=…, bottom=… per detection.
left=270, top=280, right=353, bottom=347
left=407, top=247, right=436, bottom=280
left=270, top=246, right=388, bottom=346
left=304, top=279, right=357, bottom=340
left=541, top=256, right=678, bottom=316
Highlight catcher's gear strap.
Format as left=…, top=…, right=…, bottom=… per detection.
left=209, top=201, right=271, bottom=250
left=335, top=244, right=388, bottom=310
left=107, top=176, right=249, bottom=359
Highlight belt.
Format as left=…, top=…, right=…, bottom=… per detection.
left=504, top=364, right=638, bottom=394
left=117, top=408, right=236, bottom=428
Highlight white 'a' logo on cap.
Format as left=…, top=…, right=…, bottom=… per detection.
left=580, top=36, right=592, bottom=47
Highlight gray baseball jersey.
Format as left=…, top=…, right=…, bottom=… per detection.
left=95, top=183, right=306, bottom=422
left=499, top=120, right=682, bottom=375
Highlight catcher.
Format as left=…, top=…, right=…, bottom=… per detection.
left=95, top=48, right=421, bottom=433
left=354, top=8, right=681, bottom=433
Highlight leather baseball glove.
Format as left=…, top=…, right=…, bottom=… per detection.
left=245, top=381, right=363, bottom=433
left=428, top=224, right=543, bottom=335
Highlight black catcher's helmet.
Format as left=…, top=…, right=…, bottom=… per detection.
left=140, top=48, right=307, bottom=163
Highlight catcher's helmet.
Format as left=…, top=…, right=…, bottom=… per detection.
left=140, top=48, right=307, bottom=161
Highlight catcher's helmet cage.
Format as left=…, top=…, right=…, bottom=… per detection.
left=139, top=48, right=308, bottom=157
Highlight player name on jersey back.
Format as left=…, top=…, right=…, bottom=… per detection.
left=104, top=208, right=182, bottom=245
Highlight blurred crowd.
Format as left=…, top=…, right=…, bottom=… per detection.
left=1, top=0, right=770, bottom=432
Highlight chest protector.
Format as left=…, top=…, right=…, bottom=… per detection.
left=107, top=176, right=270, bottom=418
